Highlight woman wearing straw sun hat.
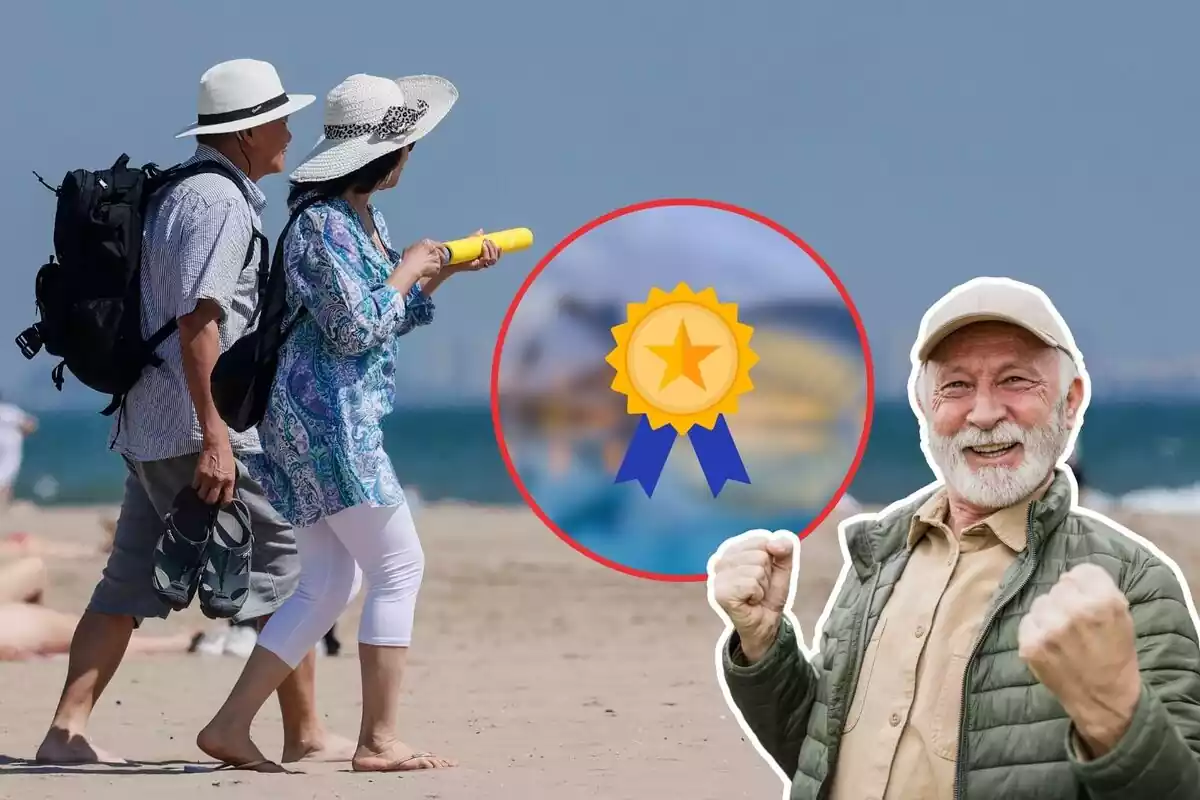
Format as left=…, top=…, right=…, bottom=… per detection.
left=197, top=73, right=502, bottom=773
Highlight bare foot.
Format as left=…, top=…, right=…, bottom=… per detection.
left=281, top=731, right=358, bottom=764
left=352, top=740, right=456, bottom=772
left=197, top=721, right=288, bottom=773
left=35, top=727, right=128, bottom=764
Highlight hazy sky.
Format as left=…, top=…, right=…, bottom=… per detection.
left=3, top=0, right=1197, bottom=409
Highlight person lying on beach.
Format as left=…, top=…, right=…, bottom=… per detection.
left=0, top=553, right=47, bottom=605
left=0, top=557, right=197, bottom=661
left=198, top=72, right=502, bottom=774
left=0, top=530, right=108, bottom=560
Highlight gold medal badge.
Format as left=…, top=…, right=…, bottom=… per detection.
left=605, top=283, right=758, bottom=497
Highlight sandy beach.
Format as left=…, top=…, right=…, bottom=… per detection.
left=0, top=498, right=1195, bottom=800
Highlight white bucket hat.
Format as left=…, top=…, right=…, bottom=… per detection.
left=289, top=73, right=458, bottom=183
left=176, top=59, right=315, bottom=138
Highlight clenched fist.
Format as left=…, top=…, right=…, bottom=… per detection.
left=1017, top=562, right=1142, bottom=755
left=709, top=531, right=796, bottom=663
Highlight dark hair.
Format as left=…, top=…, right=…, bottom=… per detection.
left=195, top=132, right=228, bottom=148
left=288, top=147, right=407, bottom=206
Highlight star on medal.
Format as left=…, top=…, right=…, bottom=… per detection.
left=605, top=283, right=758, bottom=497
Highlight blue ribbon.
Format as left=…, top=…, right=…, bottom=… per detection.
left=614, top=414, right=750, bottom=498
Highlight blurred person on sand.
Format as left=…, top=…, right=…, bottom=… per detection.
left=711, top=277, right=1200, bottom=798
left=0, top=394, right=37, bottom=508
left=0, top=556, right=196, bottom=660
left=33, top=59, right=357, bottom=766
left=196, top=618, right=342, bottom=659
left=1, top=530, right=103, bottom=559
left=198, top=73, right=501, bottom=773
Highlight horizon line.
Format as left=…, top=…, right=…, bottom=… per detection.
left=17, top=392, right=1200, bottom=416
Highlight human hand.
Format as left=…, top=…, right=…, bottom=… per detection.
left=193, top=431, right=236, bottom=506
left=710, top=531, right=796, bottom=663
left=1017, top=562, right=1142, bottom=756
left=453, top=229, right=502, bottom=272
left=396, top=238, right=446, bottom=281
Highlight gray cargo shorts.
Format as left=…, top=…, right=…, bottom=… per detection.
left=88, top=452, right=300, bottom=627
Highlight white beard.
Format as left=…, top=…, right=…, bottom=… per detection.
left=927, top=398, right=1070, bottom=510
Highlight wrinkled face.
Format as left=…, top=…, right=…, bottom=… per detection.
left=239, top=117, right=292, bottom=175
left=919, top=321, right=1083, bottom=509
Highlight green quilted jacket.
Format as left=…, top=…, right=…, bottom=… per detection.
left=722, top=469, right=1200, bottom=799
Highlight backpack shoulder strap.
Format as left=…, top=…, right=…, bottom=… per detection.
left=157, top=159, right=273, bottom=324
left=155, top=160, right=262, bottom=232
left=278, top=194, right=327, bottom=258
left=158, top=159, right=255, bottom=204
left=263, top=194, right=327, bottom=335
left=193, top=162, right=272, bottom=312
left=274, top=194, right=327, bottom=292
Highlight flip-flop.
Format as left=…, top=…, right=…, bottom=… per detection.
left=199, top=498, right=254, bottom=620
left=153, top=487, right=217, bottom=611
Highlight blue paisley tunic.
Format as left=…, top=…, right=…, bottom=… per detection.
left=244, top=193, right=434, bottom=528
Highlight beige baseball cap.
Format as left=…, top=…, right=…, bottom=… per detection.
left=914, top=277, right=1077, bottom=362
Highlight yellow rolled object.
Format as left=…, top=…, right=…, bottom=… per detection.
left=440, top=227, right=534, bottom=265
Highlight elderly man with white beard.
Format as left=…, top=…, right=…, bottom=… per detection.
left=709, top=277, right=1200, bottom=800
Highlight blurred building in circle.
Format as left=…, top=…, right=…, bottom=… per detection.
left=497, top=205, right=869, bottom=576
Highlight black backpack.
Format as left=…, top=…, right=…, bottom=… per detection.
left=15, top=154, right=267, bottom=419
left=211, top=194, right=323, bottom=433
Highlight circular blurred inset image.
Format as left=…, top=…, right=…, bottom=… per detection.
left=491, top=200, right=874, bottom=580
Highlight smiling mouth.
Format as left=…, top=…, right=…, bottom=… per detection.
left=965, top=442, right=1020, bottom=459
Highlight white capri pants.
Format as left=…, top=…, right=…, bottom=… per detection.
left=257, top=503, right=425, bottom=669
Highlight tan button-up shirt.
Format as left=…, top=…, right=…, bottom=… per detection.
left=829, top=485, right=1045, bottom=800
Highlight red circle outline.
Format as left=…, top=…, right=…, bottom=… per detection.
left=489, top=198, right=876, bottom=583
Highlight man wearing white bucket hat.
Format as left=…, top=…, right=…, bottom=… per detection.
left=35, top=59, right=357, bottom=767
left=198, top=73, right=502, bottom=773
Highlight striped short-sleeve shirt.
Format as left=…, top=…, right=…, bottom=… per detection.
left=112, top=145, right=267, bottom=462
